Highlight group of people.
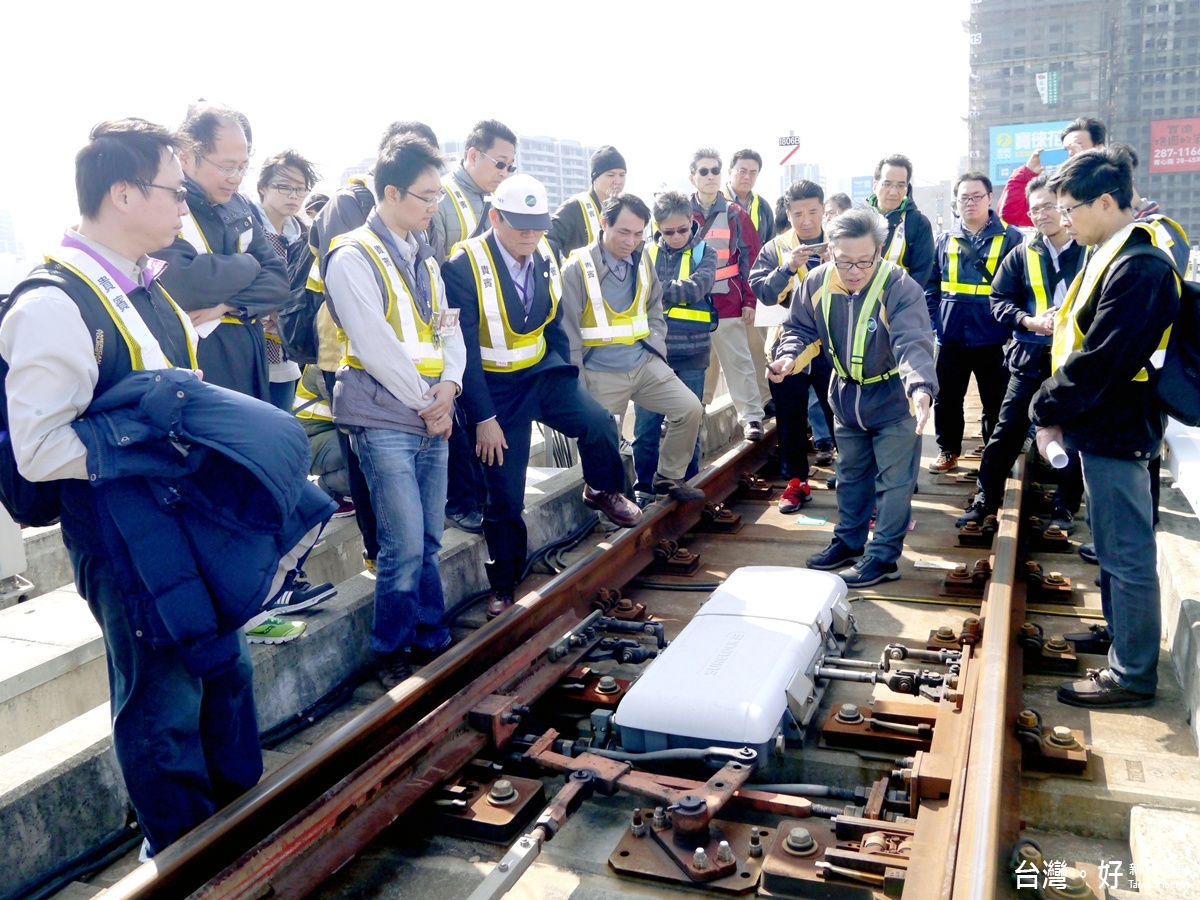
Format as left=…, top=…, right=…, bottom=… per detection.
left=0, top=106, right=1187, bottom=864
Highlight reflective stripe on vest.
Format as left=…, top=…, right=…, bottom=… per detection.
left=442, top=175, right=480, bottom=247
left=293, top=373, right=333, bottom=421
left=462, top=237, right=561, bottom=372
left=883, top=213, right=907, bottom=267
left=941, top=235, right=1005, bottom=296
left=819, top=261, right=899, bottom=385
left=571, top=248, right=652, bottom=345
left=577, top=193, right=602, bottom=245
left=330, top=227, right=444, bottom=378
left=1026, top=244, right=1051, bottom=317
left=701, top=209, right=738, bottom=294
left=645, top=244, right=711, bottom=323
left=44, top=247, right=198, bottom=371
left=725, top=187, right=762, bottom=232
left=1052, top=222, right=1174, bottom=381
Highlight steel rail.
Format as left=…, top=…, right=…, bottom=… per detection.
left=96, top=430, right=776, bottom=899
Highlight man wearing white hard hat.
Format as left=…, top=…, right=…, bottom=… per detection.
left=444, top=174, right=641, bottom=620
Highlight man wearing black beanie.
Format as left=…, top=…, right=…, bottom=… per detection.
left=548, top=145, right=627, bottom=257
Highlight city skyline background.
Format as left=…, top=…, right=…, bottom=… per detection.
left=5, top=1, right=1197, bottom=290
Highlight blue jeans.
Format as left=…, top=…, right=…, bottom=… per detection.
left=268, top=379, right=297, bottom=412
left=833, top=416, right=922, bottom=565
left=352, top=428, right=451, bottom=656
left=71, top=549, right=262, bottom=855
left=1080, top=452, right=1160, bottom=694
left=632, top=367, right=706, bottom=490
left=809, top=386, right=831, bottom=444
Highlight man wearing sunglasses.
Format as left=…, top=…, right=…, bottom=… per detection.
left=152, top=104, right=289, bottom=402
left=768, top=207, right=936, bottom=588
left=924, top=172, right=1024, bottom=474
left=430, top=119, right=517, bottom=264
left=548, top=145, right=627, bottom=258
left=443, top=175, right=640, bottom=621
left=690, top=148, right=765, bottom=441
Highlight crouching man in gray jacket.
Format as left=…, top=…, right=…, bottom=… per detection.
left=768, top=207, right=937, bottom=587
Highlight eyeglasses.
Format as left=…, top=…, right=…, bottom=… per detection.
left=695, top=167, right=720, bottom=177
left=659, top=225, right=691, bottom=237
left=957, top=193, right=989, bottom=206
left=269, top=182, right=307, bottom=198
left=202, top=157, right=251, bottom=178
left=880, top=181, right=908, bottom=191
left=832, top=255, right=879, bottom=271
left=1055, top=197, right=1098, bottom=218
left=1028, top=204, right=1058, bottom=218
left=732, top=166, right=759, bottom=177
left=137, top=182, right=188, bottom=203
left=406, top=189, right=446, bottom=208
left=480, top=150, right=517, bottom=173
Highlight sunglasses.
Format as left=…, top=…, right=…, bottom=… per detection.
left=481, top=150, right=517, bottom=174
left=695, top=166, right=720, bottom=177
left=659, top=226, right=691, bottom=237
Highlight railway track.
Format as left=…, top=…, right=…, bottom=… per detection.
left=95, top=427, right=1069, bottom=900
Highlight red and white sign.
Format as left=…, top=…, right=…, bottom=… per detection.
left=1149, top=118, right=1200, bottom=173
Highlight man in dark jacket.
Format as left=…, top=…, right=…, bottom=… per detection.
left=958, top=174, right=1085, bottom=531
left=443, top=175, right=641, bottom=620
left=0, top=120, right=263, bottom=858
left=559, top=194, right=705, bottom=505
left=750, top=180, right=836, bottom=511
left=630, top=191, right=717, bottom=502
left=867, top=154, right=935, bottom=289
left=1032, top=147, right=1180, bottom=709
left=770, top=208, right=937, bottom=588
left=152, top=105, right=288, bottom=402
left=925, top=173, right=1024, bottom=473
left=548, top=145, right=627, bottom=258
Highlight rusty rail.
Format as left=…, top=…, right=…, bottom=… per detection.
left=96, top=431, right=776, bottom=899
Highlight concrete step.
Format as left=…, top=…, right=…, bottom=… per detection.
left=1128, top=805, right=1200, bottom=896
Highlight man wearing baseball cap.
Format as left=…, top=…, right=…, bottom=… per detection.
left=548, top=145, right=627, bottom=257
left=443, top=174, right=641, bottom=619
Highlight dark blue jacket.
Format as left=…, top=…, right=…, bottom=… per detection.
left=71, top=369, right=335, bottom=677
left=926, top=211, right=1024, bottom=347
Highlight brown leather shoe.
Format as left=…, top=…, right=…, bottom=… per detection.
left=486, top=590, right=514, bottom=620
left=582, top=486, right=643, bottom=528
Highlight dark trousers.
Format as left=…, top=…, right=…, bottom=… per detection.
left=72, top=549, right=261, bottom=855
left=632, top=366, right=706, bottom=491
left=976, top=365, right=1083, bottom=511
left=445, top=404, right=487, bottom=518
left=324, top=370, right=378, bottom=561
left=482, top=370, right=623, bottom=591
left=770, top=355, right=835, bottom=480
left=933, top=343, right=1008, bottom=455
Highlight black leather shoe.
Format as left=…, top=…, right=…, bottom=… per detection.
left=486, top=590, right=515, bottom=620
left=1057, top=669, right=1154, bottom=708
left=652, top=474, right=705, bottom=502
left=1063, top=623, right=1112, bottom=655
left=445, top=510, right=484, bottom=534
left=409, top=635, right=454, bottom=665
left=956, top=495, right=994, bottom=528
left=807, top=539, right=864, bottom=571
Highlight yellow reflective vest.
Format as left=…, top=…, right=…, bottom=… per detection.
left=570, top=248, right=652, bottom=346
left=329, top=226, right=444, bottom=378
left=644, top=243, right=713, bottom=326
left=817, top=261, right=900, bottom=385
left=1052, top=222, right=1175, bottom=382
left=460, top=236, right=562, bottom=372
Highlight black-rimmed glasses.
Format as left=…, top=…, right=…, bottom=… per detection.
left=137, top=182, right=188, bottom=203
left=481, top=150, right=517, bottom=173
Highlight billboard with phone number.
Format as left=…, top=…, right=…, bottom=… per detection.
left=1150, top=118, right=1200, bottom=173
left=989, top=120, right=1073, bottom=187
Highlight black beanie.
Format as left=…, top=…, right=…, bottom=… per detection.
left=590, top=145, right=627, bottom=183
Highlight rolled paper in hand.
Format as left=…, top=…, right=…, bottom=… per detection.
left=1046, top=440, right=1069, bottom=469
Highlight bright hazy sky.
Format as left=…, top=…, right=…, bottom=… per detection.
left=1, top=0, right=969, bottom=263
